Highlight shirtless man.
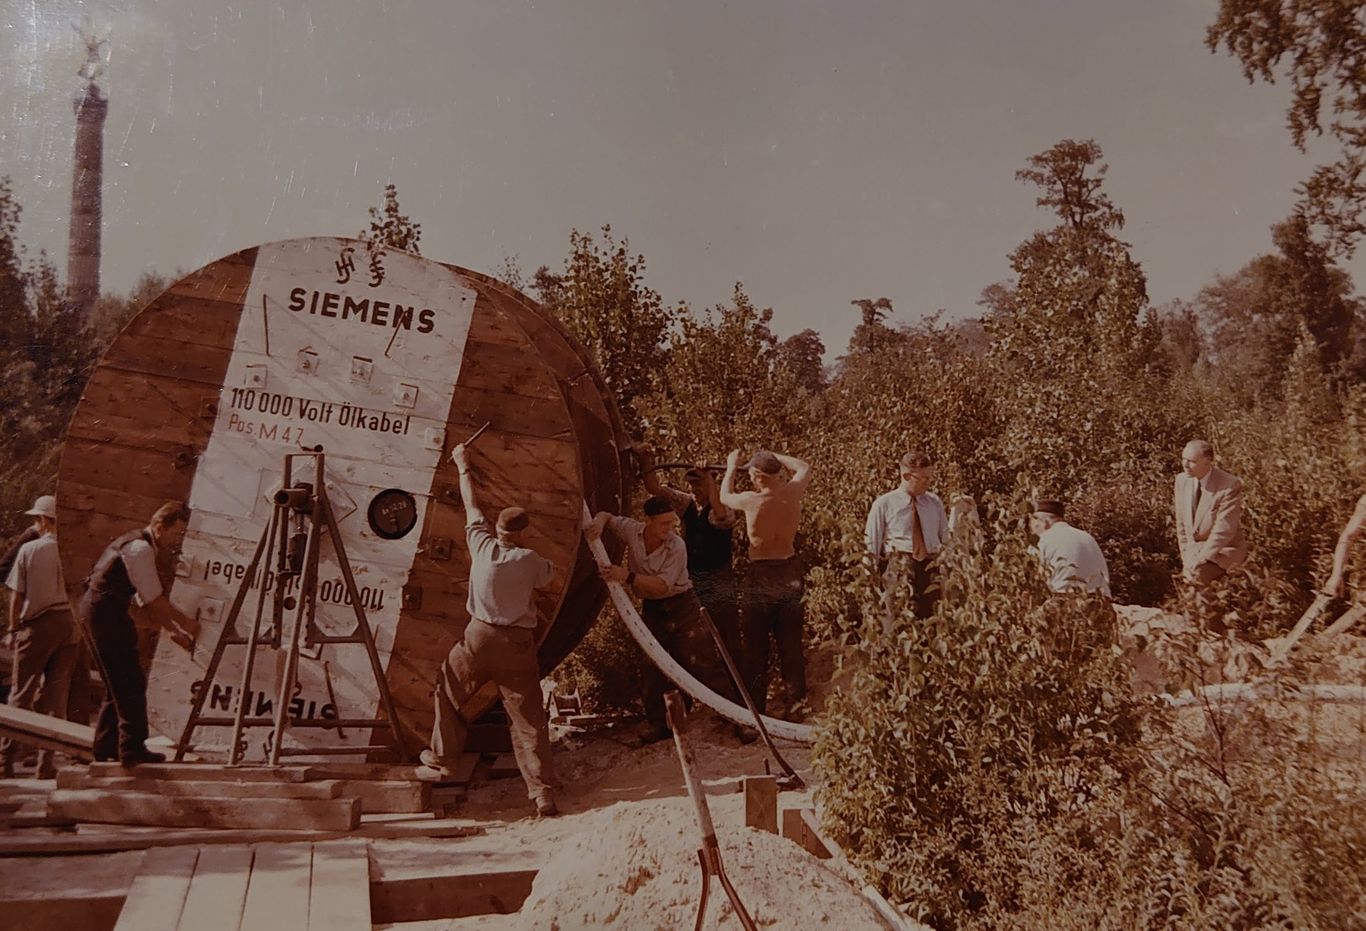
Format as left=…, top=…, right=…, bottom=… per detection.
left=720, top=448, right=813, bottom=719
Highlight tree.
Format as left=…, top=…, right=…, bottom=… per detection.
left=1208, top=0, right=1366, bottom=255
left=358, top=183, right=422, bottom=254
left=0, top=177, right=29, bottom=349
left=532, top=226, right=677, bottom=433
left=778, top=328, right=827, bottom=393
left=846, top=297, right=898, bottom=356
left=637, top=284, right=811, bottom=459
left=983, top=139, right=1157, bottom=375
left=1196, top=213, right=1362, bottom=402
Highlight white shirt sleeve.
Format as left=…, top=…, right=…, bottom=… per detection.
left=865, top=497, right=886, bottom=558
left=121, top=540, right=164, bottom=605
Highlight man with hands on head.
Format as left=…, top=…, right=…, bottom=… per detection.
left=720, top=448, right=813, bottom=720
left=417, top=442, right=561, bottom=818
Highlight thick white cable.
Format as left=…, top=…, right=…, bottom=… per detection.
left=581, top=503, right=815, bottom=745
left=1164, top=682, right=1366, bottom=709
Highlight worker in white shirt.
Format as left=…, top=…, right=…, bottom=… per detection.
left=1029, top=499, right=1111, bottom=598
left=865, top=451, right=951, bottom=619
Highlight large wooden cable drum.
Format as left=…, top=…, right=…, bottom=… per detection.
left=56, top=237, right=629, bottom=760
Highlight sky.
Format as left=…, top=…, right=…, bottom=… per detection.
left=1, top=0, right=1359, bottom=358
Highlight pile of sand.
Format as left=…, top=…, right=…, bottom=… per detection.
left=518, top=798, right=889, bottom=931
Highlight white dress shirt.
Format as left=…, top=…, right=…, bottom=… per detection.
left=865, top=489, right=949, bottom=560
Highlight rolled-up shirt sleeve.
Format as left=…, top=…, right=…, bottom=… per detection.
left=121, top=540, right=164, bottom=606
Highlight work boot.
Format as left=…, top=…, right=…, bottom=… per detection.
left=535, top=795, right=560, bottom=818
left=119, top=748, right=166, bottom=767
left=415, top=748, right=454, bottom=781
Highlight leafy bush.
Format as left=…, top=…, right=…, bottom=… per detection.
left=814, top=507, right=1149, bottom=928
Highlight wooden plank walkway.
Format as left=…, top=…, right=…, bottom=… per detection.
left=112, top=840, right=371, bottom=930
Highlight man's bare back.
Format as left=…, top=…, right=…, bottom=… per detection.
left=720, top=449, right=813, bottom=561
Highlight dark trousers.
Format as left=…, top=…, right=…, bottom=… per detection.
left=79, top=593, right=151, bottom=761
left=885, top=552, right=940, bottom=621
left=693, top=569, right=743, bottom=677
left=641, top=590, right=734, bottom=733
left=742, top=556, right=807, bottom=714
left=0, top=608, right=79, bottom=775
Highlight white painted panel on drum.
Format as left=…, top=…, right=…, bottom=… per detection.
left=148, top=239, right=476, bottom=757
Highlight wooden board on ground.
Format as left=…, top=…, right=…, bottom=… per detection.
left=1, top=838, right=538, bottom=927
left=176, top=844, right=254, bottom=931
left=47, top=789, right=360, bottom=832
left=84, top=763, right=317, bottom=783
left=0, top=704, right=95, bottom=756
left=368, top=846, right=542, bottom=923
left=307, top=839, right=371, bottom=931
left=0, top=816, right=484, bottom=856
left=113, top=846, right=200, bottom=931
left=744, top=775, right=779, bottom=834
left=781, top=806, right=833, bottom=860
left=335, top=778, right=429, bottom=814
left=58, top=771, right=344, bottom=799
left=240, top=842, right=313, bottom=931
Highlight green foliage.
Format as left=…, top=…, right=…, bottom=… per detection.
left=815, top=511, right=1148, bottom=928
left=1208, top=0, right=1366, bottom=256
left=637, top=283, right=813, bottom=459
left=552, top=610, right=649, bottom=715
left=358, top=182, right=422, bottom=254
left=533, top=225, right=678, bottom=434
left=0, top=179, right=114, bottom=544
left=1196, top=214, right=1364, bottom=402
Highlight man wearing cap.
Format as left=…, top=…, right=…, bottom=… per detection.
left=585, top=496, right=736, bottom=742
left=637, top=448, right=744, bottom=678
left=1174, top=439, right=1247, bottom=585
left=81, top=501, right=198, bottom=767
left=1, top=496, right=80, bottom=778
left=721, top=448, right=813, bottom=719
left=1030, top=499, right=1111, bottom=598
left=418, top=443, right=561, bottom=818
left=865, top=451, right=951, bottom=620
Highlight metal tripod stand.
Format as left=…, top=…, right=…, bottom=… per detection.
left=175, top=450, right=407, bottom=764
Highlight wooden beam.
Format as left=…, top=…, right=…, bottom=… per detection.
left=47, top=789, right=360, bottom=832
left=113, top=846, right=199, bottom=931
left=743, top=775, right=779, bottom=834
left=368, top=849, right=542, bottom=923
left=240, top=842, right=313, bottom=931
left=0, top=704, right=94, bottom=756
left=307, top=839, right=371, bottom=931
left=0, top=818, right=484, bottom=856
left=781, top=806, right=833, bottom=859
left=299, top=762, right=416, bottom=780
left=84, top=763, right=316, bottom=783
left=58, top=771, right=343, bottom=799
left=177, top=845, right=254, bottom=931
left=333, top=779, right=429, bottom=814
left=0, top=850, right=139, bottom=931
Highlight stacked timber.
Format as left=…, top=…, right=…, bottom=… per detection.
left=56, top=238, right=630, bottom=760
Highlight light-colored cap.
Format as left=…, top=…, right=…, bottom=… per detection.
left=24, top=495, right=57, bottom=520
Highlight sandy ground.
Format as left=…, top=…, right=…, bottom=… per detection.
left=375, top=709, right=839, bottom=930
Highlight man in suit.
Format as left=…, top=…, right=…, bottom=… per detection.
left=1174, top=440, right=1248, bottom=585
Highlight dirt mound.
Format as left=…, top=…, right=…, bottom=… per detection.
left=518, top=798, right=888, bottom=931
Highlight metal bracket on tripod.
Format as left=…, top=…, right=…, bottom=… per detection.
left=175, top=449, right=407, bottom=764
